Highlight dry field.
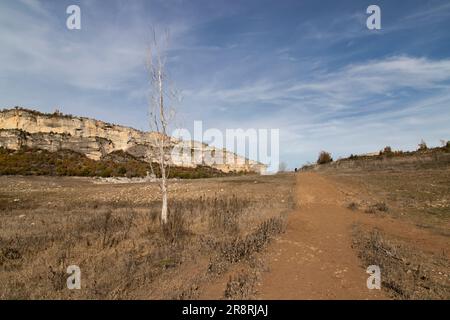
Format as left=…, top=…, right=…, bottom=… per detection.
left=321, top=165, right=450, bottom=299
left=1, top=157, right=449, bottom=300
left=0, top=174, right=295, bottom=299
left=326, top=167, right=450, bottom=236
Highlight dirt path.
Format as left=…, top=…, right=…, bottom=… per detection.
left=256, top=172, right=386, bottom=299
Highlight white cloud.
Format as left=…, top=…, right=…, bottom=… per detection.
left=1, top=1, right=449, bottom=168
left=180, top=56, right=450, bottom=165
left=294, top=56, right=449, bottom=93
left=184, top=56, right=450, bottom=110
left=0, top=2, right=155, bottom=91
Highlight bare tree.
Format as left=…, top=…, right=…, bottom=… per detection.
left=146, top=30, right=177, bottom=225
left=418, top=139, right=428, bottom=151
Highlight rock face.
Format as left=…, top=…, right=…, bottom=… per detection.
left=0, top=108, right=266, bottom=173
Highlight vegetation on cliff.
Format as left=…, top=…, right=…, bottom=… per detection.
left=0, top=147, right=243, bottom=179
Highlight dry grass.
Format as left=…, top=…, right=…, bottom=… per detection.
left=326, top=164, right=450, bottom=235
left=316, top=154, right=450, bottom=300
left=353, top=227, right=450, bottom=299
left=224, top=271, right=258, bottom=299
left=207, top=216, right=286, bottom=275
left=0, top=174, right=295, bottom=299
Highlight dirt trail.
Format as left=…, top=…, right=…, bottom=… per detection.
left=257, top=172, right=386, bottom=299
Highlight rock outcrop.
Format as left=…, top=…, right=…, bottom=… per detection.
left=0, top=108, right=266, bottom=173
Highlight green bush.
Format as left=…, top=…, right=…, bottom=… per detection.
left=118, top=166, right=127, bottom=175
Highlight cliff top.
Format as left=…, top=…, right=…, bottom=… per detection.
left=0, top=106, right=147, bottom=134
left=0, top=106, right=266, bottom=168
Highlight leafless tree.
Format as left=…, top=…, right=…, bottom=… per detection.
left=418, top=139, right=428, bottom=151
left=146, top=29, right=177, bottom=225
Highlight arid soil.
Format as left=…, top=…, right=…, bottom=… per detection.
left=256, top=171, right=449, bottom=299
left=0, top=174, right=295, bottom=299
left=1, top=166, right=449, bottom=299
left=257, top=172, right=385, bottom=299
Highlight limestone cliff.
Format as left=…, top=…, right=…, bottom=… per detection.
left=0, top=108, right=266, bottom=173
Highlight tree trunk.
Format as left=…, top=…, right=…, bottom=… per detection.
left=160, top=140, right=168, bottom=225
left=161, top=173, right=168, bottom=224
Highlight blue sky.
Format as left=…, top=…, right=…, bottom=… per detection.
left=1, top=0, right=450, bottom=168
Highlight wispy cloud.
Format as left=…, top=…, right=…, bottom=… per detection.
left=0, top=3, right=146, bottom=91
left=1, top=0, right=450, bottom=167
left=180, top=55, right=450, bottom=164
left=184, top=56, right=450, bottom=109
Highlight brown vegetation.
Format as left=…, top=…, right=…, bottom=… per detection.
left=320, top=155, right=450, bottom=299
left=317, top=151, right=333, bottom=165
left=0, top=174, right=295, bottom=299
left=353, top=228, right=449, bottom=299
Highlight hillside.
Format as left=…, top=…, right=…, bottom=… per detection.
left=302, top=144, right=450, bottom=172
left=0, top=107, right=266, bottom=175
left=0, top=147, right=237, bottom=179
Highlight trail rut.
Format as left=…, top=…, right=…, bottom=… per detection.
left=257, top=172, right=385, bottom=299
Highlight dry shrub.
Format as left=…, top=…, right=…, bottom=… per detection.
left=347, top=202, right=359, bottom=211
left=171, top=283, right=200, bottom=300
left=209, top=216, right=285, bottom=274
left=354, top=229, right=450, bottom=299
left=0, top=247, right=23, bottom=271
left=208, top=194, right=249, bottom=235
left=418, top=139, right=428, bottom=152
left=162, top=208, right=189, bottom=244
left=1, top=278, right=30, bottom=300
left=317, top=151, right=333, bottom=165
left=149, top=240, right=184, bottom=270
left=365, top=202, right=389, bottom=214
left=224, top=271, right=257, bottom=299
left=48, top=265, right=67, bottom=291
left=0, top=234, right=51, bottom=272
left=383, top=146, right=392, bottom=154
left=0, top=173, right=296, bottom=299
left=77, top=209, right=135, bottom=248
left=149, top=195, right=251, bottom=239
